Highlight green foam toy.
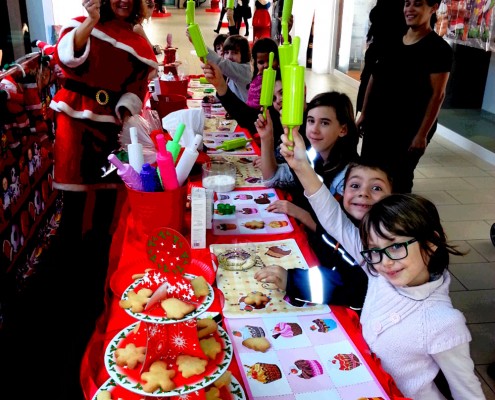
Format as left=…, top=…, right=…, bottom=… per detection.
left=186, top=0, right=208, bottom=62
left=260, top=52, right=276, bottom=118
left=278, top=0, right=293, bottom=82
left=281, top=36, right=305, bottom=149
left=216, top=138, right=253, bottom=151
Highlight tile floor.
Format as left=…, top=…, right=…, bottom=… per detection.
left=148, top=6, right=495, bottom=397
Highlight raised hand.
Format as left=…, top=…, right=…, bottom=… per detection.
left=254, top=111, right=273, bottom=142
left=83, top=0, right=100, bottom=21
left=280, top=126, right=308, bottom=172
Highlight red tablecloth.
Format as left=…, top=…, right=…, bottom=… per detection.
left=80, top=126, right=407, bottom=400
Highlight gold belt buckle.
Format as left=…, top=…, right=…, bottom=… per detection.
left=96, top=89, right=110, bottom=106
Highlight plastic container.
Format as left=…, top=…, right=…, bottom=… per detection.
left=158, top=78, right=189, bottom=98
left=202, top=160, right=236, bottom=193
left=149, top=94, right=187, bottom=120
left=126, top=185, right=187, bottom=235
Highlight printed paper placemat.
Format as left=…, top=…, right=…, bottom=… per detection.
left=224, top=314, right=391, bottom=399
left=212, top=239, right=329, bottom=318
left=212, top=189, right=293, bottom=235
left=210, top=155, right=264, bottom=188
left=204, top=117, right=237, bottom=133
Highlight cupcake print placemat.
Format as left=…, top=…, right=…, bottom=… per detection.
left=211, top=239, right=329, bottom=318
left=212, top=189, right=294, bottom=236
left=224, top=315, right=391, bottom=399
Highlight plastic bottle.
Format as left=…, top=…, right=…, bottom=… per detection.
left=175, top=134, right=202, bottom=186
left=107, top=154, right=143, bottom=191
left=156, top=134, right=180, bottom=191
left=140, top=163, right=163, bottom=192
left=127, top=127, right=145, bottom=174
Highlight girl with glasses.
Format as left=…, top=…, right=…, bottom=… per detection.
left=274, top=128, right=484, bottom=399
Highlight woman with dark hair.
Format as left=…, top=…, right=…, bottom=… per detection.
left=49, top=0, right=157, bottom=370
left=357, top=0, right=453, bottom=193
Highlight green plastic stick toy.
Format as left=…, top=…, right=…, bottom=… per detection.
left=215, top=138, right=253, bottom=151
left=278, top=0, right=293, bottom=82
left=260, top=52, right=276, bottom=118
left=186, top=0, right=208, bottom=62
left=166, top=122, right=185, bottom=163
left=281, top=36, right=305, bottom=149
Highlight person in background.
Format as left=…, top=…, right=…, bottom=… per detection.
left=357, top=0, right=453, bottom=193
left=255, top=160, right=393, bottom=310
left=214, top=0, right=228, bottom=33
left=202, top=61, right=283, bottom=144
left=134, top=0, right=162, bottom=56
left=154, top=0, right=166, bottom=13
left=236, top=0, right=252, bottom=37
left=252, top=0, right=272, bottom=41
left=356, top=0, right=407, bottom=114
left=274, top=126, right=484, bottom=399
left=48, top=0, right=157, bottom=393
left=246, top=37, right=279, bottom=109
left=190, top=33, right=251, bottom=101
left=213, top=33, right=229, bottom=56
left=271, top=0, right=283, bottom=43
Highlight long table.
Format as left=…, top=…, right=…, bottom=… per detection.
left=79, top=79, right=406, bottom=400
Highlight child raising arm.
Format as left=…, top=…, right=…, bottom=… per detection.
left=271, top=128, right=484, bottom=399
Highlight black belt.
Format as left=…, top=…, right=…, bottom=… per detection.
left=64, top=79, right=119, bottom=108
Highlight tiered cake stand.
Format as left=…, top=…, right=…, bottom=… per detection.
left=91, top=228, right=245, bottom=399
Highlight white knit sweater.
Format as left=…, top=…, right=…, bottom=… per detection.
left=307, top=185, right=484, bottom=399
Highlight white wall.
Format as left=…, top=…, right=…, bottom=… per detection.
left=26, top=0, right=84, bottom=45
left=292, top=0, right=336, bottom=74
left=482, top=52, right=495, bottom=115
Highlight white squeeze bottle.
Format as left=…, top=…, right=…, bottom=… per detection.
left=175, top=134, right=202, bottom=186
left=127, top=127, right=144, bottom=174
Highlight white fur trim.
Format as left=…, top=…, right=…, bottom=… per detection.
left=57, top=28, right=91, bottom=68
left=50, top=100, right=117, bottom=124
left=60, top=19, right=158, bottom=70
left=115, top=93, right=142, bottom=121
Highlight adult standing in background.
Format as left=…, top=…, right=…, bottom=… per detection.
left=356, top=0, right=407, bottom=113
left=252, top=0, right=271, bottom=42
left=214, top=0, right=228, bottom=33
left=236, top=0, right=252, bottom=37
left=357, top=0, right=452, bottom=193
left=271, top=0, right=283, bottom=44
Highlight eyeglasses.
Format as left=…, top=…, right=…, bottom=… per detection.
left=360, top=239, right=418, bottom=264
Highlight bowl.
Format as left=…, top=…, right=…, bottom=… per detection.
left=202, top=160, right=236, bottom=193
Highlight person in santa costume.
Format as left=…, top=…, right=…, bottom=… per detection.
left=48, top=1, right=157, bottom=394
left=50, top=0, right=157, bottom=245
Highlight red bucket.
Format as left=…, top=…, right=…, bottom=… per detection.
left=150, top=94, right=187, bottom=120
left=126, top=185, right=187, bottom=236
left=158, top=78, right=189, bottom=98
